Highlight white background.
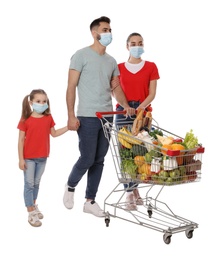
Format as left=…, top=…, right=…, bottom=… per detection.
left=0, top=0, right=223, bottom=259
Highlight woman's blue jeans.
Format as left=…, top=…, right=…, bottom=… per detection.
left=67, top=116, right=113, bottom=200
left=23, top=158, right=47, bottom=207
left=115, top=101, right=140, bottom=192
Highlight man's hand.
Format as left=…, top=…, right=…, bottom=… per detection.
left=67, top=116, right=80, bottom=131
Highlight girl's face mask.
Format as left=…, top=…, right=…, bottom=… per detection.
left=32, top=102, right=48, bottom=114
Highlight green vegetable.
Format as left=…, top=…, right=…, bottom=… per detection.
left=119, top=148, right=133, bottom=159
left=131, top=144, right=148, bottom=157
left=145, top=149, right=162, bottom=163
left=179, top=165, right=186, bottom=176
left=183, top=129, right=198, bottom=149
left=121, top=159, right=137, bottom=179
left=149, top=128, right=163, bottom=139
left=144, top=152, right=152, bottom=163
left=150, top=149, right=162, bottom=158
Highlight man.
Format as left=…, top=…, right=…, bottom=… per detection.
left=63, top=16, right=135, bottom=217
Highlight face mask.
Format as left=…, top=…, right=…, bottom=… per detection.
left=32, top=102, right=48, bottom=114
left=129, top=46, right=144, bottom=58
left=98, top=33, right=112, bottom=47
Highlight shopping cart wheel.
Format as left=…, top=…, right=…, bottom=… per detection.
left=147, top=204, right=153, bottom=218
left=163, top=233, right=172, bottom=244
left=105, top=218, right=110, bottom=227
left=147, top=209, right=152, bottom=218
left=105, top=212, right=110, bottom=227
left=185, top=229, right=194, bottom=239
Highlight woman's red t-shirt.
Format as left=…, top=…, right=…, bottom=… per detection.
left=118, top=61, right=160, bottom=103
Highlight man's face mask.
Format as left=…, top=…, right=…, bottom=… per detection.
left=32, top=102, right=48, bottom=114
left=97, top=32, right=113, bottom=47
left=129, top=46, right=144, bottom=58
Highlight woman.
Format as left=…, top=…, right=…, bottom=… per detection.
left=115, top=32, right=160, bottom=210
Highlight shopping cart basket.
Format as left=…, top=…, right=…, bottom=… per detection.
left=96, top=111, right=205, bottom=244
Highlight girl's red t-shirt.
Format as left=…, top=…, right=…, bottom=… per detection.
left=17, top=115, right=55, bottom=159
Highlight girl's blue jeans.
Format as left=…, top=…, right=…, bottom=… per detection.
left=23, top=158, right=47, bottom=207
left=67, top=116, right=113, bottom=200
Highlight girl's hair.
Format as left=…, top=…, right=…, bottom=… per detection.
left=21, top=89, right=51, bottom=120
left=126, top=32, right=143, bottom=44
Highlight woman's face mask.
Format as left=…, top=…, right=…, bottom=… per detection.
left=32, top=102, right=48, bottom=114
left=129, top=46, right=144, bottom=58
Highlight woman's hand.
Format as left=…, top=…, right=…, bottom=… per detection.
left=124, top=106, right=136, bottom=116
left=136, top=105, right=145, bottom=111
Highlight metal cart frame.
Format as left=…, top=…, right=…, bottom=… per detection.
left=96, top=111, right=204, bottom=244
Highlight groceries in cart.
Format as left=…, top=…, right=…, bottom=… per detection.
left=96, top=110, right=205, bottom=243
left=117, top=111, right=204, bottom=185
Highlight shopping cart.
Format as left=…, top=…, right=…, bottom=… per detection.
left=96, top=111, right=205, bottom=244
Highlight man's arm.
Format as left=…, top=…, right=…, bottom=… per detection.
left=66, top=69, right=80, bottom=130
left=111, top=76, right=135, bottom=115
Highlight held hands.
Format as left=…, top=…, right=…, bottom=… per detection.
left=67, top=116, right=80, bottom=131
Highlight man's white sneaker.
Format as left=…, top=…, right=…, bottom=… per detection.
left=63, top=184, right=75, bottom=209
left=34, top=204, right=44, bottom=219
left=28, top=210, right=42, bottom=227
left=83, top=201, right=105, bottom=217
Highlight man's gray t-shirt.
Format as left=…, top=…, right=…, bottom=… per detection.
left=69, top=46, right=119, bottom=117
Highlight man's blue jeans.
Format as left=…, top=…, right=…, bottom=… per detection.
left=23, top=158, right=47, bottom=207
left=67, top=116, right=113, bottom=200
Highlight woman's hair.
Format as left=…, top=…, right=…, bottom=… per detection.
left=20, top=89, right=51, bottom=120
left=126, top=32, right=143, bottom=44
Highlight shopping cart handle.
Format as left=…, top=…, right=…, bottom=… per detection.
left=96, top=111, right=127, bottom=118
left=96, top=106, right=153, bottom=119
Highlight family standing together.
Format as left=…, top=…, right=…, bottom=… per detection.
left=17, top=16, right=159, bottom=227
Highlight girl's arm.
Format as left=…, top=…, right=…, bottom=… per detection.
left=137, top=80, right=157, bottom=110
left=18, top=130, right=26, bottom=170
left=50, top=126, right=68, bottom=138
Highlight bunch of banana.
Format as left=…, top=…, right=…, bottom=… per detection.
left=118, top=135, right=132, bottom=149
left=118, top=127, right=142, bottom=148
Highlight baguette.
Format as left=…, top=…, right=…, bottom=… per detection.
left=136, top=109, right=144, bottom=119
left=131, top=110, right=144, bottom=135
left=145, top=111, right=152, bottom=129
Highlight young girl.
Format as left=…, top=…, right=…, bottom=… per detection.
left=17, top=89, right=68, bottom=227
